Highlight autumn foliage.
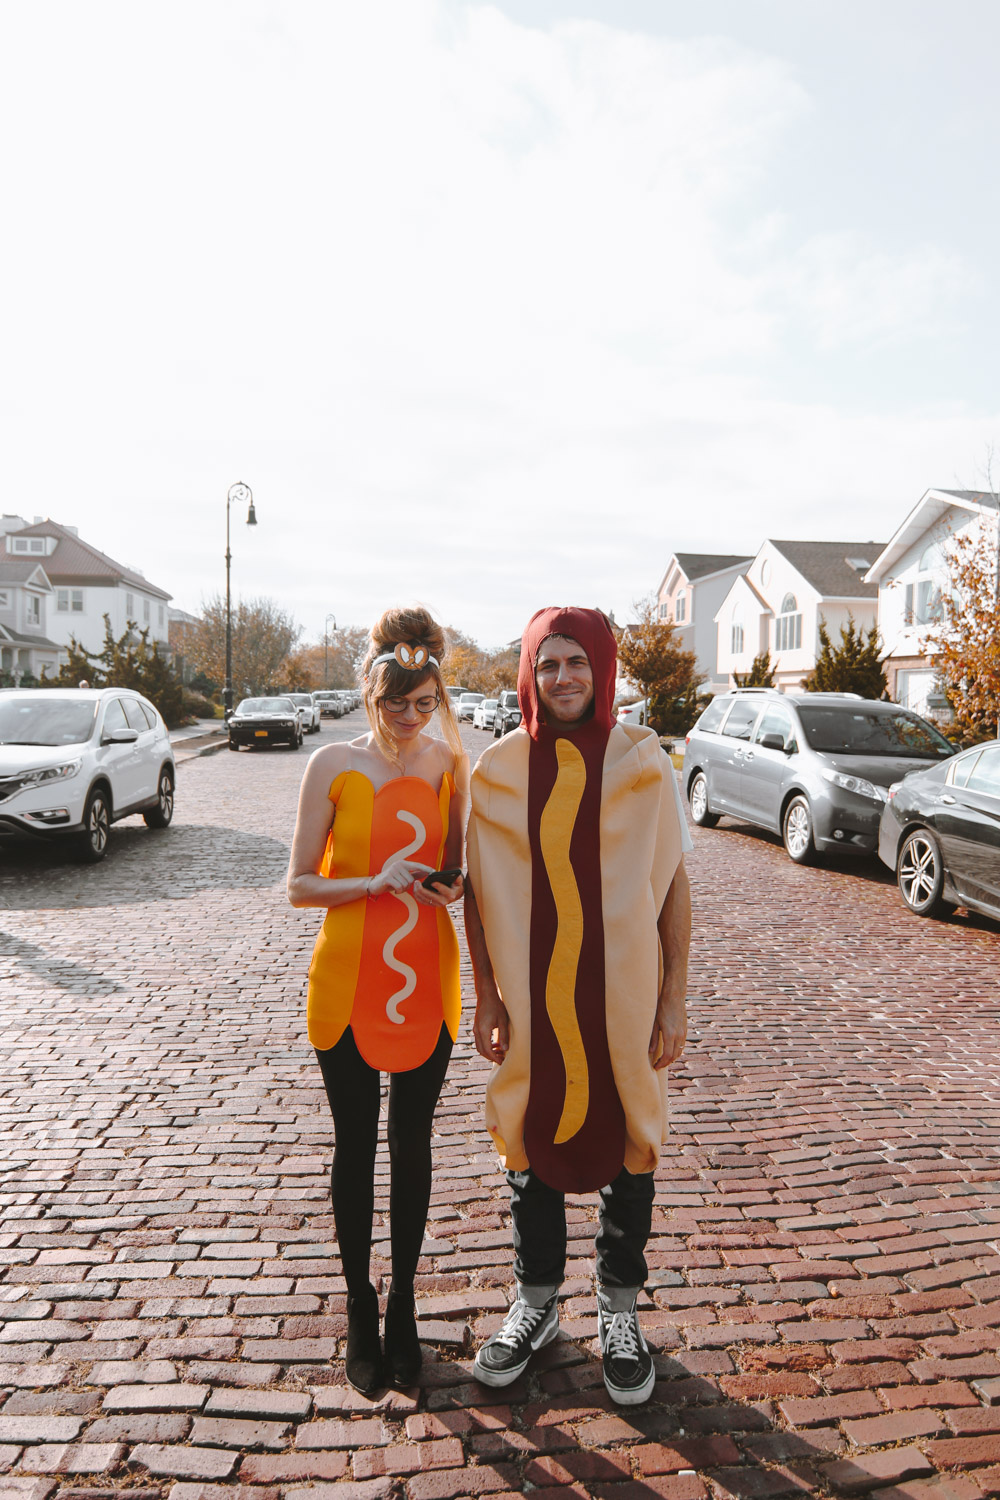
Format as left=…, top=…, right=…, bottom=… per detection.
left=929, top=518, right=1000, bottom=741
left=616, top=598, right=705, bottom=734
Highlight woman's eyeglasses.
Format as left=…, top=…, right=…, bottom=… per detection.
left=381, top=694, right=440, bottom=715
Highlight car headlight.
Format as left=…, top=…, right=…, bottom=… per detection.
left=821, top=769, right=887, bottom=802
left=20, top=760, right=83, bottom=788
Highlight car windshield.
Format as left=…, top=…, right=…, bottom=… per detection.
left=462, top=694, right=484, bottom=703
left=289, top=695, right=312, bottom=705
left=237, top=698, right=293, bottom=714
left=0, top=697, right=98, bottom=746
left=797, top=706, right=954, bottom=758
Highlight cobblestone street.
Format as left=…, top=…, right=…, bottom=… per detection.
left=2, top=711, right=1000, bottom=1500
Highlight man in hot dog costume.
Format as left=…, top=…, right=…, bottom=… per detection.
left=465, top=606, right=692, bottom=1404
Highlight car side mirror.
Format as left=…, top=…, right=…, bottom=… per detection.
left=103, top=727, right=139, bottom=745
left=759, top=732, right=786, bottom=752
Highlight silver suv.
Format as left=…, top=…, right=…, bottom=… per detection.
left=0, top=688, right=176, bottom=863
left=682, top=689, right=954, bottom=864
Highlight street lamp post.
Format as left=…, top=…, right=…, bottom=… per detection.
left=224, top=481, right=257, bottom=717
left=324, top=613, right=337, bottom=685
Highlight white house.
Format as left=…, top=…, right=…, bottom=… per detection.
left=0, top=516, right=171, bottom=659
left=714, top=538, right=885, bottom=691
left=656, top=553, right=753, bottom=694
left=864, top=488, right=998, bottom=715
left=0, top=554, right=61, bottom=683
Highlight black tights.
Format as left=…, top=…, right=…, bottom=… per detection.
left=314, top=1024, right=452, bottom=1298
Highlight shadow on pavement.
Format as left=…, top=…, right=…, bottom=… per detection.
left=0, top=822, right=290, bottom=910
left=0, top=930, right=124, bottom=994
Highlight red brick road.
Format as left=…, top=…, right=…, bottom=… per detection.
left=1, top=713, right=999, bottom=1500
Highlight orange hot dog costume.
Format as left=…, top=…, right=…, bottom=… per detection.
left=465, top=607, right=683, bottom=1194
left=307, top=769, right=461, bottom=1071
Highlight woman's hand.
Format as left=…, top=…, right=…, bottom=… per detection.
left=649, top=991, right=688, bottom=1071
left=417, top=873, right=464, bottom=908
left=368, top=859, right=432, bottom=898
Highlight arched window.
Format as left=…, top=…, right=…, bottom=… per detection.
left=731, top=606, right=744, bottom=655
left=906, top=542, right=943, bottom=625
left=776, top=594, right=802, bottom=652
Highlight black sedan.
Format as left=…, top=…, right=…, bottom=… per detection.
left=878, top=740, right=1000, bottom=922
left=228, top=697, right=303, bottom=751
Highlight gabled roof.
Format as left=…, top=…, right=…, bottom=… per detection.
left=673, top=552, right=754, bottom=583
left=0, top=559, right=52, bottom=589
left=1, top=520, right=171, bottom=600
left=865, top=489, right=998, bottom=583
left=0, top=625, right=59, bottom=649
left=769, top=539, right=885, bottom=598
left=658, top=551, right=752, bottom=594
left=713, top=570, right=771, bottom=624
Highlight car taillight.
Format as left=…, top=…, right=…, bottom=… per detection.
left=685, top=734, right=691, bottom=746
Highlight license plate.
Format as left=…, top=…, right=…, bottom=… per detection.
left=255, top=730, right=268, bottom=737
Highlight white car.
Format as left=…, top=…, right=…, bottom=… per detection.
left=617, top=698, right=649, bottom=726
left=0, top=688, right=175, bottom=863
left=457, top=692, right=485, bottom=722
left=472, top=698, right=498, bottom=730
left=288, top=693, right=322, bottom=733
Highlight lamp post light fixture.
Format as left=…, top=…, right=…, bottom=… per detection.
left=224, top=481, right=257, bottom=717
left=324, top=613, right=338, bottom=686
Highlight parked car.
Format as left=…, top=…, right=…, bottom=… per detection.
left=617, top=697, right=649, bottom=726
left=473, top=698, right=498, bottom=730
left=287, top=692, right=322, bottom=733
left=0, top=687, right=175, bottom=863
left=457, top=692, right=484, bottom=722
left=313, top=691, right=343, bottom=718
left=493, top=690, right=520, bottom=738
left=682, top=689, right=955, bottom=865
left=228, top=697, right=304, bottom=751
left=878, top=740, right=1000, bottom=922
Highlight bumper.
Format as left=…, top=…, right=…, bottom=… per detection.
left=811, top=795, right=885, bottom=854
left=0, top=812, right=85, bottom=843
left=229, top=726, right=296, bottom=745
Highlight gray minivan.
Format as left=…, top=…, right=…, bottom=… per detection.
left=682, top=689, right=954, bottom=864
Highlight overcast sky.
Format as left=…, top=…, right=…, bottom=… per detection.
left=2, top=1, right=998, bottom=647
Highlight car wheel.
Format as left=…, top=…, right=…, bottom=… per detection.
left=288, top=735, right=300, bottom=750
left=688, top=772, right=719, bottom=829
left=143, top=768, right=174, bottom=828
left=228, top=738, right=239, bottom=751
left=782, top=795, right=817, bottom=865
left=897, top=828, right=953, bottom=918
left=76, top=787, right=111, bottom=863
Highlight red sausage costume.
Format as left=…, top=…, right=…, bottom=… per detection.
left=466, top=607, right=683, bottom=1193
left=307, top=766, right=461, bottom=1070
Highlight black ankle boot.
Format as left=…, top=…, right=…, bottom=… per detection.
left=384, top=1288, right=421, bottom=1386
left=345, top=1284, right=383, bottom=1394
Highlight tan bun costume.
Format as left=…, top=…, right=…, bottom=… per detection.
left=465, top=606, right=683, bottom=1195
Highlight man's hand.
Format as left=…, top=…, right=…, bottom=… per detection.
left=473, top=990, right=509, bottom=1064
left=649, top=991, right=687, bottom=1071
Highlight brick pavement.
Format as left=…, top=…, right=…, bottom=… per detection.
left=1, top=712, right=999, bottom=1500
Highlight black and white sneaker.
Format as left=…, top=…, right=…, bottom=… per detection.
left=473, top=1286, right=559, bottom=1387
left=597, top=1286, right=655, bottom=1405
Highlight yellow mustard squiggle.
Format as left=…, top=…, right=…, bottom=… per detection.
left=539, top=737, right=588, bottom=1144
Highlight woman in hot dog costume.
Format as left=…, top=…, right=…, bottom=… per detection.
left=287, top=607, right=466, bottom=1393
left=465, top=606, right=692, bottom=1404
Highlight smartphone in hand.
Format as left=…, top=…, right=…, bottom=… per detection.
left=421, top=867, right=463, bottom=890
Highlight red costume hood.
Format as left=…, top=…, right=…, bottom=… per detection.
left=516, top=606, right=618, bottom=739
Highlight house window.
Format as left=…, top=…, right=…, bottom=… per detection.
left=56, top=589, right=83, bottom=613
left=676, top=596, right=687, bottom=623
left=731, top=607, right=744, bottom=655
left=658, top=602, right=669, bottom=620
left=0, top=591, right=8, bottom=609
left=158, top=604, right=165, bottom=629
left=26, top=596, right=40, bottom=627
left=125, top=592, right=134, bottom=618
left=775, top=594, right=802, bottom=652
left=143, top=599, right=150, bottom=623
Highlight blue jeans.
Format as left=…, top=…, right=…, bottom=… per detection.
left=506, top=1166, right=655, bottom=1291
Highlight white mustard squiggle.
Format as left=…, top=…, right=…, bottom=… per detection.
left=381, top=810, right=426, bottom=1026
